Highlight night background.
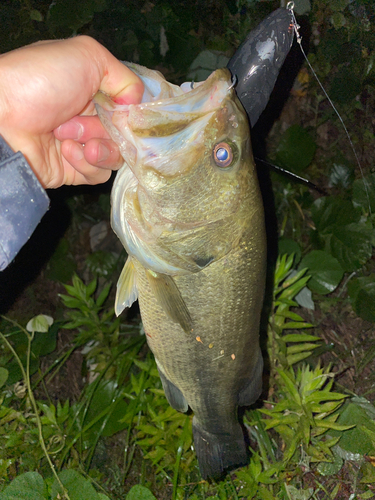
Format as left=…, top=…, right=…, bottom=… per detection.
left=0, top=1, right=375, bottom=498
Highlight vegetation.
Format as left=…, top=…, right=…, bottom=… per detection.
left=1, top=0, right=375, bottom=499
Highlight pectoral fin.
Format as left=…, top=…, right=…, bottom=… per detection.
left=145, top=270, right=193, bottom=333
left=115, top=257, right=138, bottom=316
left=157, top=367, right=188, bottom=413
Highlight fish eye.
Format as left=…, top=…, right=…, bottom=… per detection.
left=213, top=142, right=233, bottom=168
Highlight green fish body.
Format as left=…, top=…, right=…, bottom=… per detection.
left=95, top=63, right=266, bottom=479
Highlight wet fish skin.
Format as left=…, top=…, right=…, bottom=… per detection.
left=95, top=66, right=266, bottom=479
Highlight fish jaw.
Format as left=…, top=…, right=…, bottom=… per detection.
left=93, top=92, right=137, bottom=169
left=94, top=66, right=234, bottom=180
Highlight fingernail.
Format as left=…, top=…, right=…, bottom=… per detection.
left=98, top=143, right=110, bottom=162
left=58, top=121, right=83, bottom=140
left=113, top=82, right=144, bottom=105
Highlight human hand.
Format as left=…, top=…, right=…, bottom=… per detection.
left=0, top=36, right=143, bottom=189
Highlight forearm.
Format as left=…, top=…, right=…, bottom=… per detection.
left=0, top=136, right=49, bottom=270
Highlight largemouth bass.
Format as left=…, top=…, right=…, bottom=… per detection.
left=95, top=62, right=266, bottom=478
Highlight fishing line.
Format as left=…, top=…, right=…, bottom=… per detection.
left=287, top=1, right=372, bottom=214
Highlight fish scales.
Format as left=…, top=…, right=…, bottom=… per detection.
left=94, top=65, right=266, bottom=479
left=134, top=221, right=265, bottom=418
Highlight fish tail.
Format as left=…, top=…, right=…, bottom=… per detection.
left=192, top=420, right=248, bottom=480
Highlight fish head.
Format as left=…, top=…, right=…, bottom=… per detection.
left=95, top=65, right=259, bottom=274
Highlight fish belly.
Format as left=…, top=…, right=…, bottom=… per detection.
left=132, top=210, right=266, bottom=479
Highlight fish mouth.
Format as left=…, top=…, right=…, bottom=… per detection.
left=93, top=67, right=236, bottom=179
left=93, top=67, right=234, bottom=138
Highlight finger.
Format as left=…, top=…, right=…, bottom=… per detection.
left=95, top=50, right=144, bottom=104
left=74, top=36, right=144, bottom=105
left=60, top=140, right=113, bottom=185
left=61, top=138, right=123, bottom=175
left=54, top=116, right=111, bottom=143
left=83, top=138, right=122, bottom=169
left=63, top=163, right=112, bottom=186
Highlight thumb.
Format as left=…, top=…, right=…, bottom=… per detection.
left=91, top=39, right=144, bottom=105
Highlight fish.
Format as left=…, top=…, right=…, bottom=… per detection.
left=94, top=66, right=266, bottom=480
left=94, top=6, right=294, bottom=480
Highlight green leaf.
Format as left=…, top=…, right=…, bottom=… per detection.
left=277, top=369, right=300, bottom=403
left=0, top=472, right=47, bottom=500
left=331, top=12, right=347, bottom=29
left=86, top=278, right=97, bottom=298
left=348, top=276, right=375, bottom=323
left=86, top=251, right=119, bottom=278
left=29, top=9, right=43, bottom=21
left=31, top=322, right=60, bottom=357
left=324, top=223, right=373, bottom=272
left=187, top=50, right=229, bottom=81
left=329, top=65, right=361, bottom=103
left=314, top=421, right=353, bottom=431
left=126, top=485, right=157, bottom=500
left=280, top=321, right=313, bottom=329
left=26, top=314, right=53, bottom=333
left=51, top=469, right=102, bottom=500
left=287, top=343, right=320, bottom=355
left=316, top=453, right=343, bottom=476
left=278, top=239, right=302, bottom=264
left=328, top=163, right=353, bottom=189
left=293, top=0, right=311, bottom=15
left=330, top=400, right=375, bottom=456
left=283, top=334, right=321, bottom=342
left=0, top=367, right=9, bottom=388
left=295, top=286, right=315, bottom=310
left=311, top=196, right=360, bottom=233
left=275, top=125, right=316, bottom=173
left=96, top=283, right=112, bottom=307
left=284, top=485, right=314, bottom=500
left=58, top=295, right=84, bottom=309
left=306, top=391, right=346, bottom=404
left=353, top=173, right=375, bottom=213
left=287, top=351, right=314, bottom=365
left=299, top=250, right=344, bottom=294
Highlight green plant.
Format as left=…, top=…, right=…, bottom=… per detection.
left=261, top=364, right=350, bottom=464
left=0, top=277, right=146, bottom=498
left=268, top=254, right=319, bottom=372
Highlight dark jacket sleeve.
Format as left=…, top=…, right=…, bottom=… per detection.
left=0, top=136, right=50, bottom=271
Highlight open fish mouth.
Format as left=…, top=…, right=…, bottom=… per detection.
left=93, top=67, right=236, bottom=177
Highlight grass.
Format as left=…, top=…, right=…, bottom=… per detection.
left=1, top=256, right=375, bottom=499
